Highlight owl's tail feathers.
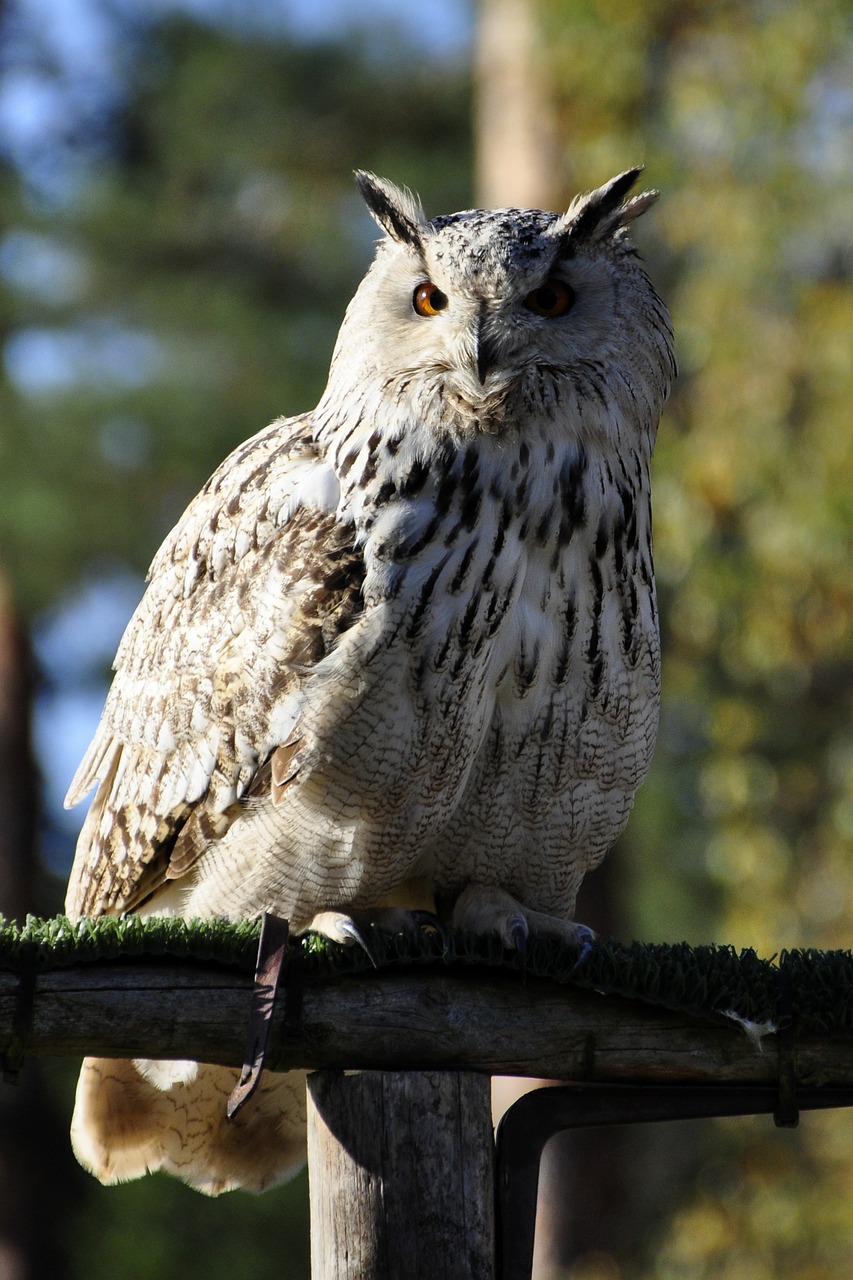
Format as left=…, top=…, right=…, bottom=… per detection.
left=70, top=1057, right=308, bottom=1196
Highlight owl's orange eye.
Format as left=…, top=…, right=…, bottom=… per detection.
left=413, top=282, right=449, bottom=317
left=523, top=279, right=575, bottom=318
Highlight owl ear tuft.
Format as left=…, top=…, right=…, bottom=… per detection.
left=355, top=171, right=427, bottom=250
left=553, top=168, right=659, bottom=245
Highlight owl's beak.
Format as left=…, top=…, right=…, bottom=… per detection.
left=475, top=312, right=499, bottom=385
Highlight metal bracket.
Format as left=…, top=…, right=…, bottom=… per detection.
left=495, top=1081, right=853, bottom=1280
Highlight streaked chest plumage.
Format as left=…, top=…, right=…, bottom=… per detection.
left=286, top=377, right=661, bottom=913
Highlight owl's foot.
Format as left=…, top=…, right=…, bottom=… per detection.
left=451, top=886, right=595, bottom=963
left=307, top=907, right=445, bottom=966
left=308, top=910, right=382, bottom=965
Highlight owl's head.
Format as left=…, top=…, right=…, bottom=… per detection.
left=322, top=169, right=674, bottom=446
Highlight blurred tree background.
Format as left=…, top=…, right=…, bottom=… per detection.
left=0, top=0, right=851, bottom=1276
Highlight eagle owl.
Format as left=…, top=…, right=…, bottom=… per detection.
left=65, top=169, right=674, bottom=1194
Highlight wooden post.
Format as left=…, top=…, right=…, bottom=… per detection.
left=307, top=1070, right=495, bottom=1280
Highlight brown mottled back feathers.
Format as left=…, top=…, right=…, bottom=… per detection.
left=65, top=414, right=364, bottom=917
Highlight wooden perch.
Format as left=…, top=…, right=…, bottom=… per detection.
left=6, top=931, right=853, bottom=1280
left=2, top=957, right=853, bottom=1087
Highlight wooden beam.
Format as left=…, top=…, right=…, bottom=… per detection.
left=2, top=961, right=852, bottom=1087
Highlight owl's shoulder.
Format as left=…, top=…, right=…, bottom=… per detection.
left=146, top=412, right=327, bottom=587
left=64, top=410, right=354, bottom=813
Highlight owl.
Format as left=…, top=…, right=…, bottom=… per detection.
left=65, top=168, right=674, bottom=1195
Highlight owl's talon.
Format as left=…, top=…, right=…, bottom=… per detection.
left=571, top=929, right=596, bottom=972
left=507, top=915, right=529, bottom=959
left=307, top=911, right=381, bottom=967
left=306, top=904, right=447, bottom=965
left=451, top=885, right=593, bottom=962
left=337, top=920, right=381, bottom=967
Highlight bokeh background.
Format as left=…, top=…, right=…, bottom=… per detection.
left=1, top=0, right=852, bottom=1276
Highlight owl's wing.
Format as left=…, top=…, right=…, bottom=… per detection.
left=64, top=411, right=364, bottom=919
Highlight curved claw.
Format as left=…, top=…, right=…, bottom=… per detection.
left=335, top=919, right=381, bottom=968
left=570, top=928, right=596, bottom=973
left=507, top=914, right=529, bottom=962
left=308, top=911, right=381, bottom=968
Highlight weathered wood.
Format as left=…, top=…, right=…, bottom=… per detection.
left=1, top=961, right=852, bottom=1087
left=307, top=1070, right=494, bottom=1280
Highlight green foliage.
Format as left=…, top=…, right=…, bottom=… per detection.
left=543, top=0, right=853, bottom=1273
left=0, top=10, right=471, bottom=1277
left=5, top=0, right=853, bottom=1273
left=0, top=14, right=471, bottom=614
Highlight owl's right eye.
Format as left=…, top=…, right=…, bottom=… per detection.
left=524, top=278, right=575, bottom=318
left=413, top=282, right=449, bottom=317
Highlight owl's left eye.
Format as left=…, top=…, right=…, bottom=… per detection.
left=524, top=279, right=575, bottom=318
left=413, top=282, right=449, bottom=317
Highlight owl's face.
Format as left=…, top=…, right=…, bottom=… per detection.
left=323, top=170, right=675, bottom=446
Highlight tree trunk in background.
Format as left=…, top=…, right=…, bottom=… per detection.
left=474, top=0, right=559, bottom=209
left=0, top=576, right=36, bottom=924
left=0, top=574, right=79, bottom=1280
left=474, top=4, right=629, bottom=1273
